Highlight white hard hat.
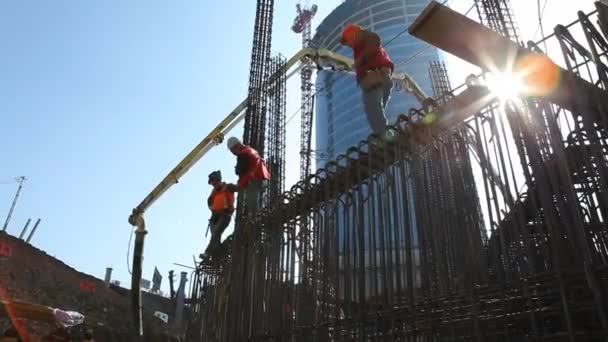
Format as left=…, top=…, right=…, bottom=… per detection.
left=227, top=137, right=241, bottom=149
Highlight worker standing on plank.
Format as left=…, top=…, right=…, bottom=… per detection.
left=204, top=170, right=235, bottom=256
left=340, top=23, right=396, bottom=138
left=225, top=137, right=271, bottom=213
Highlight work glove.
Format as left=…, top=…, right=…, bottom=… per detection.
left=226, top=183, right=239, bottom=192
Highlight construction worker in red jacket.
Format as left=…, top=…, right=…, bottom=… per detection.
left=340, top=23, right=396, bottom=139
left=226, top=137, right=271, bottom=212
left=204, top=170, right=235, bottom=257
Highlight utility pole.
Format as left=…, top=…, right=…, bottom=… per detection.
left=2, top=176, right=26, bottom=232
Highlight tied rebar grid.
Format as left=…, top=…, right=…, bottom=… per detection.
left=242, top=0, right=275, bottom=155
left=186, top=0, right=277, bottom=340
left=237, top=0, right=275, bottom=227
left=187, top=6, right=608, bottom=341
left=428, top=61, right=452, bottom=101
left=187, top=55, right=287, bottom=341
left=475, top=0, right=522, bottom=43
left=266, top=55, right=287, bottom=205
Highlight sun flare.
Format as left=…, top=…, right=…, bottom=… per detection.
left=485, top=72, right=525, bottom=102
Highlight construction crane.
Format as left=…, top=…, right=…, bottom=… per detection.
left=292, top=3, right=318, bottom=179
left=2, top=176, right=26, bottom=232
left=127, top=46, right=431, bottom=334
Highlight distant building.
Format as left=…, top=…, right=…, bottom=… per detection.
left=312, top=0, right=438, bottom=300
left=140, top=278, right=151, bottom=290
left=313, top=0, right=439, bottom=164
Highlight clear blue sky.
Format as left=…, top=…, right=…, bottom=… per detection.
left=0, top=0, right=341, bottom=294
left=0, top=0, right=596, bottom=294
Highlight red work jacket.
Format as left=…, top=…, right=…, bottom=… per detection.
left=235, top=145, right=271, bottom=188
left=352, top=31, right=394, bottom=79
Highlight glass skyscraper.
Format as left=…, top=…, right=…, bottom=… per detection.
left=310, top=0, right=439, bottom=298
left=313, top=0, right=439, bottom=165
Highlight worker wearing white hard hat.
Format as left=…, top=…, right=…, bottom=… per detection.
left=225, top=137, right=271, bottom=212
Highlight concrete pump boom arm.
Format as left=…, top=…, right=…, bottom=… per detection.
left=126, top=46, right=448, bottom=339
left=130, top=48, right=355, bottom=216
left=126, top=47, right=356, bottom=338
left=131, top=47, right=429, bottom=217
left=393, top=71, right=430, bottom=104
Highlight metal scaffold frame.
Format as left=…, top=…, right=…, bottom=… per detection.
left=185, top=1, right=608, bottom=341
left=126, top=46, right=354, bottom=339
left=475, top=0, right=521, bottom=43
left=243, top=0, right=275, bottom=155
left=428, top=60, right=452, bottom=100
left=265, top=55, right=288, bottom=204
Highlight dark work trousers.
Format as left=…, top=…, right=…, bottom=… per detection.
left=243, top=179, right=268, bottom=213
left=205, top=212, right=233, bottom=256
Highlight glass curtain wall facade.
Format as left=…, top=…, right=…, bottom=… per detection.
left=311, top=0, right=440, bottom=300
left=313, top=0, right=438, bottom=164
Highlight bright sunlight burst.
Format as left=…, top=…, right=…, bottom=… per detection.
left=479, top=52, right=562, bottom=105
left=485, top=71, right=525, bottom=103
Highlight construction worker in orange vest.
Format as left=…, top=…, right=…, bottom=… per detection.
left=203, top=170, right=235, bottom=257
left=340, top=23, right=396, bottom=140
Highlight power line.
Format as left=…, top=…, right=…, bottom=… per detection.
left=0, top=177, right=18, bottom=185
left=286, top=71, right=351, bottom=127
left=286, top=104, right=304, bottom=125
left=394, top=1, right=478, bottom=67
left=395, top=46, right=434, bottom=67
left=382, top=0, right=452, bottom=48
left=287, top=69, right=351, bottom=126
left=533, top=0, right=550, bottom=41
left=382, top=27, right=411, bottom=48
left=287, top=83, right=330, bottom=127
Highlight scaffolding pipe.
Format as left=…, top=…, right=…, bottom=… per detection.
left=25, top=218, right=41, bottom=244
left=18, top=218, right=31, bottom=240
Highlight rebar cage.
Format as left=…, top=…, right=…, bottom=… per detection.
left=186, top=3, right=608, bottom=341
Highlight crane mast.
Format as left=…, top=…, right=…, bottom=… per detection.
left=293, top=4, right=318, bottom=178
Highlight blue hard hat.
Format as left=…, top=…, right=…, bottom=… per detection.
left=208, top=170, right=222, bottom=183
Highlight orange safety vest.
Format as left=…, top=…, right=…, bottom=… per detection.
left=208, top=185, right=235, bottom=212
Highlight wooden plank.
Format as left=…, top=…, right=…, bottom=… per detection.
left=408, top=1, right=608, bottom=126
